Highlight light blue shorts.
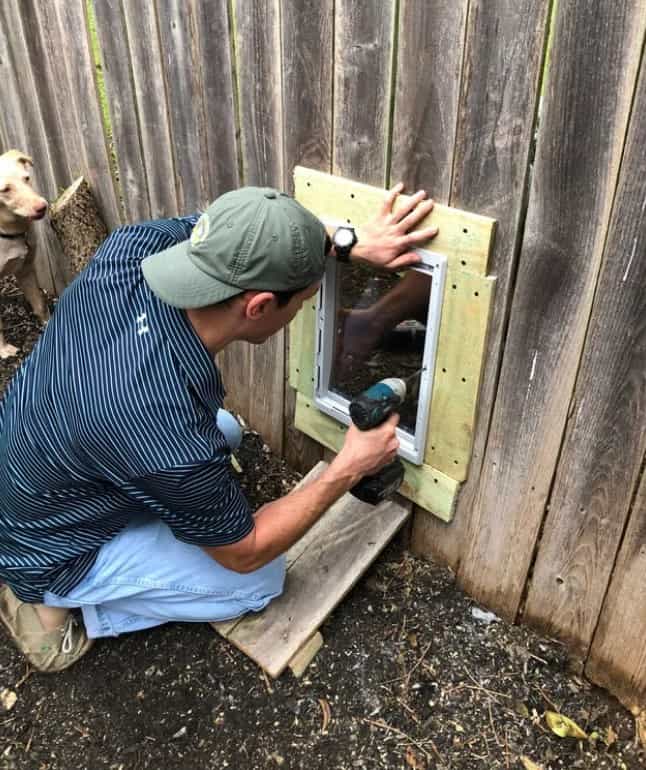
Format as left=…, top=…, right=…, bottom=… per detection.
left=42, top=410, right=286, bottom=639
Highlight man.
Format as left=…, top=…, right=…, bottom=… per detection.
left=0, top=183, right=437, bottom=672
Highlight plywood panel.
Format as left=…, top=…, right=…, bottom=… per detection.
left=456, top=0, right=646, bottom=621
left=291, top=167, right=496, bottom=486
left=294, top=394, right=460, bottom=522
left=523, top=53, right=646, bottom=660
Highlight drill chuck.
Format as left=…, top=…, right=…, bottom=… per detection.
left=348, top=377, right=407, bottom=431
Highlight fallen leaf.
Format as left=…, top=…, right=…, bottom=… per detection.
left=514, top=700, right=530, bottom=718
left=545, top=710, right=588, bottom=740
left=318, top=698, right=331, bottom=732
left=0, top=688, right=16, bottom=712
left=604, top=724, right=618, bottom=747
left=520, top=756, right=544, bottom=770
left=405, top=746, right=426, bottom=770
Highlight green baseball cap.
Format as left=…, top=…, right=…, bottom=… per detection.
left=142, top=187, right=327, bottom=308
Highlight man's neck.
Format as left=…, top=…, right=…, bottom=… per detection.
left=185, top=304, right=244, bottom=356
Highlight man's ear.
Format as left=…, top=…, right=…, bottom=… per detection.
left=244, top=291, right=277, bottom=320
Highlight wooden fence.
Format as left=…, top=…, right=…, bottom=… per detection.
left=0, top=0, right=645, bottom=714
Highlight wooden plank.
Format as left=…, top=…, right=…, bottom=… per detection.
left=294, top=394, right=460, bottom=522
left=390, top=0, right=469, bottom=196
left=51, top=1, right=121, bottom=229
left=225, top=476, right=411, bottom=677
left=216, top=341, right=252, bottom=424
left=426, top=271, right=496, bottom=478
left=156, top=0, right=208, bottom=213
left=456, top=0, right=646, bottom=621
left=409, top=0, right=553, bottom=572
left=291, top=167, right=496, bottom=482
left=586, top=467, right=646, bottom=709
left=232, top=0, right=285, bottom=452
left=288, top=631, right=324, bottom=678
left=121, top=2, right=177, bottom=218
left=280, top=0, right=332, bottom=470
left=92, top=0, right=151, bottom=222
left=281, top=0, right=333, bottom=189
left=294, top=167, right=496, bottom=276
left=194, top=0, right=240, bottom=199
left=522, top=54, right=646, bottom=660
left=333, top=0, right=395, bottom=186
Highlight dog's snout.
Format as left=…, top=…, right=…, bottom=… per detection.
left=33, top=201, right=47, bottom=220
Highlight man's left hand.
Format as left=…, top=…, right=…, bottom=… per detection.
left=351, top=183, right=439, bottom=271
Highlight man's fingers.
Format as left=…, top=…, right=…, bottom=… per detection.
left=406, top=225, right=440, bottom=245
left=397, top=198, right=435, bottom=231
left=391, top=190, right=428, bottom=223
left=384, top=252, right=422, bottom=271
left=381, top=182, right=404, bottom=215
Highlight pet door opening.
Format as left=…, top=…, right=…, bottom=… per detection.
left=314, top=245, right=447, bottom=465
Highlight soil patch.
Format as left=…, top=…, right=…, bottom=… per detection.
left=0, top=284, right=643, bottom=770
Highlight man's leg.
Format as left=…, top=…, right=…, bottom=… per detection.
left=43, top=515, right=286, bottom=638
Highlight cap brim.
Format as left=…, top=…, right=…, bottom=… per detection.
left=141, top=241, right=243, bottom=308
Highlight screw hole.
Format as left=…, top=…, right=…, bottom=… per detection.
left=556, top=576, right=564, bottom=585
left=461, top=377, right=466, bottom=382
left=441, top=368, right=447, bottom=373
left=461, top=260, right=467, bottom=266
left=452, top=284, right=457, bottom=290
left=306, top=182, right=311, bottom=187
left=347, top=219, right=351, bottom=224
left=453, top=460, right=459, bottom=465
left=530, top=486, right=535, bottom=492
left=350, top=193, right=355, bottom=199
left=433, top=478, right=439, bottom=484
left=431, top=445, right=435, bottom=451
left=474, top=291, right=479, bottom=297
left=463, top=228, right=468, bottom=234
left=295, top=368, right=300, bottom=373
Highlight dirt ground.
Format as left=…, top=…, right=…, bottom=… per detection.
left=0, top=284, right=644, bottom=770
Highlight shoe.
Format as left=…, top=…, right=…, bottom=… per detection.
left=0, top=584, right=93, bottom=672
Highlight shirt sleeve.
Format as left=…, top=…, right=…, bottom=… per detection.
left=129, top=456, right=254, bottom=547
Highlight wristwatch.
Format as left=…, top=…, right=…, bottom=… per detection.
left=332, top=226, right=357, bottom=263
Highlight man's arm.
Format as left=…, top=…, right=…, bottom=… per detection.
left=202, top=414, right=400, bottom=573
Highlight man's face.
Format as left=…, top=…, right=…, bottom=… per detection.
left=246, top=282, right=320, bottom=344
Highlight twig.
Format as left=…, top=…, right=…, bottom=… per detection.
left=397, top=697, right=421, bottom=724
left=488, top=702, right=502, bottom=747
left=260, top=669, right=274, bottom=695
left=404, top=640, right=434, bottom=689
left=362, top=717, right=440, bottom=764
left=533, top=684, right=559, bottom=711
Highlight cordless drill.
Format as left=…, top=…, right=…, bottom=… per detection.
left=349, top=378, right=406, bottom=505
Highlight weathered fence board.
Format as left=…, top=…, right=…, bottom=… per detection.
left=92, top=0, right=151, bottom=222
left=156, top=0, right=209, bottom=213
left=121, top=2, right=177, bottom=218
left=229, top=0, right=285, bottom=454
left=456, top=0, right=645, bottom=621
left=390, top=0, right=468, bottom=195
left=586, top=465, right=646, bottom=708
left=410, top=0, right=552, bottom=570
left=194, top=0, right=240, bottom=200
left=281, top=0, right=333, bottom=471
left=523, top=50, right=646, bottom=660
left=333, top=0, right=396, bottom=185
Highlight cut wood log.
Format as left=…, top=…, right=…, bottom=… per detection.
left=49, top=177, right=108, bottom=278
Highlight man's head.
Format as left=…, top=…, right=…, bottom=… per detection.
left=142, top=187, right=327, bottom=311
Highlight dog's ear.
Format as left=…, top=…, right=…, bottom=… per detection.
left=4, top=149, right=33, bottom=169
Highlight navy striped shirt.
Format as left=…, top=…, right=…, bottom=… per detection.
left=0, top=216, right=253, bottom=602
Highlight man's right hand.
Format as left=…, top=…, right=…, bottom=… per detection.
left=334, top=413, right=401, bottom=481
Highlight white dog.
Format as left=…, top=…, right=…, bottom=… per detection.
left=0, top=150, right=49, bottom=358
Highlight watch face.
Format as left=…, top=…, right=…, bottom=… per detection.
left=335, top=228, right=355, bottom=248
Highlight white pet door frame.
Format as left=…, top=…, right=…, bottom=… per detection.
left=314, top=223, right=447, bottom=466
